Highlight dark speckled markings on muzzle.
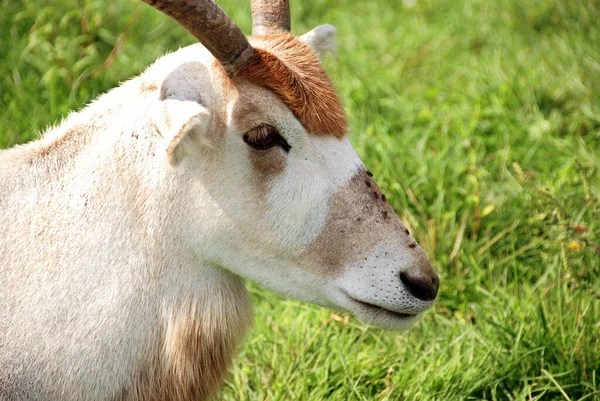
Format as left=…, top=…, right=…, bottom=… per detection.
left=295, top=168, right=439, bottom=328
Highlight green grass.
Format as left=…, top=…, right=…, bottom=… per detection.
left=2, top=0, right=599, bottom=399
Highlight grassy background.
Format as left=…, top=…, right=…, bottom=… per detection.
left=1, top=0, right=599, bottom=399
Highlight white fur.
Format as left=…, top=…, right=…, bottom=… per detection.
left=299, top=24, right=338, bottom=58
left=0, top=25, right=436, bottom=400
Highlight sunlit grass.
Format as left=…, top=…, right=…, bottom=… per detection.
left=1, top=0, right=599, bottom=399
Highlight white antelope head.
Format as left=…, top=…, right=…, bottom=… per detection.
left=143, top=0, right=439, bottom=329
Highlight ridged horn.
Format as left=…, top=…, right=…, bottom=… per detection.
left=141, top=0, right=257, bottom=77
left=251, top=0, right=291, bottom=36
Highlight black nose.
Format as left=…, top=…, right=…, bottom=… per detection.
left=399, top=271, right=439, bottom=301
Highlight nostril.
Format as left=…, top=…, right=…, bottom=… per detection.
left=399, top=271, right=439, bottom=302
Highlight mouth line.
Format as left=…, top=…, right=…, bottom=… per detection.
left=342, top=291, right=418, bottom=320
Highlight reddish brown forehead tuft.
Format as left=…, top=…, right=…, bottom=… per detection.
left=234, top=33, right=347, bottom=138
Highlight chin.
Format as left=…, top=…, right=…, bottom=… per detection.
left=354, top=308, right=422, bottom=331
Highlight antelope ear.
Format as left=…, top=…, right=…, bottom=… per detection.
left=299, top=24, right=338, bottom=59
left=152, top=99, right=211, bottom=166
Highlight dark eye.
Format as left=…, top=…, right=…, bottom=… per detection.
left=243, top=124, right=291, bottom=153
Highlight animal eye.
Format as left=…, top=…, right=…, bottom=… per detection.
left=243, top=125, right=291, bottom=152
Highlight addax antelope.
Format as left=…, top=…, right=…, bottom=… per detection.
left=0, top=0, right=439, bottom=400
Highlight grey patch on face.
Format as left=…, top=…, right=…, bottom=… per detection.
left=297, top=169, right=421, bottom=276
left=245, top=146, right=287, bottom=207
left=247, top=148, right=287, bottom=176
left=228, top=85, right=289, bottom=199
